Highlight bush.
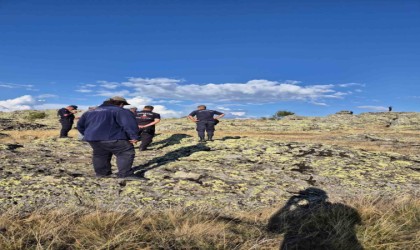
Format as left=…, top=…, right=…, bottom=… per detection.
left=26, top=111, right=47, bottom=121
left=273, top=110, right=295, bottom=119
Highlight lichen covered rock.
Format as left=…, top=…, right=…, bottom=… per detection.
left=1, top=132, right=418, bottom=212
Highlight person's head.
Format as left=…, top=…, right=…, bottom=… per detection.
left=298, top=188, right=328, bottom=204
left=106, top=96, right=130, bottom=107
left=129, top=107, right=138, bottom=114
left=67, top=105, right=78, bottom=111
left=197, top=105, right=206, bottom=110
left=143, top=105, right=154, bottom=111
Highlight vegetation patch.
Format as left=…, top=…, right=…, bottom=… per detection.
left=0, top=197, right=418, bottom=249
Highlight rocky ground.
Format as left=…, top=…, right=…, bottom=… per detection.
left=0, top=111, right=419, bottom=212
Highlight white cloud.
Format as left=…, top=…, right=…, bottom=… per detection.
left=231, top=111, right=246, bottom=116
left=154, top=99, right=184, bottom=104
left=33, top=103, right=90, bottom=110
left=216, top=106, right=231, bottom=111
left=408, top=96, right=420, bottom=99
left=127, top=96, right=182, bottom=118
left=357, top=105, right=388, bottom=111
left=123, top=77, right=183, bottom=86
left=98, top=81, right=119, bottom=89
left=0, top=77, right=363, bottom=117
left=0, top=94, right=181, bottom=117
left=0, top=95, right=36, bottom=111
left=0, top=95, right=90, bottom=112
left=284, top=80, right=301, bottom=85
left=152, top=105, right=184, bottom=118
left=76, top=89, right=93, bottom=93
left=96, top=90, right=130, bottom=97
left=0, top=83, right=34, bottom=89
left=37, top=94, right=58, bottom=99
left=32, top=103, right=70, bottom=110
left=126, top=96, right=153, bottom=107
left=310, top=101, right=328, bottom=106
left=76, top=83, right=98, bottom=93
left=338, top=83, right=365, bottom=88
left=106, top=78, right=346, bottom=104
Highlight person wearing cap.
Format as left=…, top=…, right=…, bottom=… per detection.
left=57, top=105, right=78, bottom=138
left=77, top=96, right=145, bottom=180
left=129, top=107, right=138, bottom=115
left=188, top=105, right=224, bottom=142
left=135, top=105, right=161, bottom=151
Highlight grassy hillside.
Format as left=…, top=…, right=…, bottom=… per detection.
left=0, top=110, right=419, bottom=249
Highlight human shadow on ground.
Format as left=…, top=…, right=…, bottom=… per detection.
left=134, top=144, right=211, bottom=175
left=267, top=188, right=364, bottom=250
left=217, top=136, right=242, bottom=141
left=152, top=133, right=192, bottom=150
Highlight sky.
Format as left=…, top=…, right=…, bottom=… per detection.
left=0, top=0, right=419, bottom=118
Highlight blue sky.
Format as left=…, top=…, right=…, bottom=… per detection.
left=1, top=0, right=419, bottom=117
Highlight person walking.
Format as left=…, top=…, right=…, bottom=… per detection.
left=77, top=96, right=145, bottom=180
left=57, top=105, right=78, bottom=138
left=135, top=105, right=161, bottom=151
left=188, top=105, right=224, bottom=142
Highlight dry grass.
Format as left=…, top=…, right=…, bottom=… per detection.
left=0, top=208, right=272, bottom=250
left=2, top=128, right=419, bottom=155
left=0, top=130, right=79, bottom=144
left=354, top=196, right=420, bottom=249
left=0, top=197, right=418, bottom=249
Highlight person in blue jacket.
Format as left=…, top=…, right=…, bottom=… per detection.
left=77, top=96, right=144, bottom=180
left=188, top=105, right=225, bottom=142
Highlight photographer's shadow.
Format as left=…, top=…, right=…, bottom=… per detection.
left=268, top=188, right=364, bottom=250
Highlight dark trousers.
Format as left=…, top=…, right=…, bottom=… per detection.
left=138, top=127, right=155, bottom=150
left=60, top=120, right=73, bottom=137
left=88, top=140, right=135, bottom=177
left=196, top=120, right=215, bottom=138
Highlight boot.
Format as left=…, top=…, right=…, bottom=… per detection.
left=199, top=137, right=206, bottom=143
left=207, top=135, right=213, bottom=141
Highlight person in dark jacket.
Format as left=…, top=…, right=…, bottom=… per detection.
left=57, top=105, right=78, bottom=138
left=77, top=96, right=144, bottom=180
left=188, top=105, right=224, bottom=142
left=135, top=105, right=161, bottom=151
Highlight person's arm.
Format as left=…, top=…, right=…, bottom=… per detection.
left=116, top=110, right=139, bottom=143
left=139, top=113, right=161, bottom=128
left=188, top=111, right=198, bottom=122
left=214, top=111, right=225, bottom=120
left=139, top=118, right=161, bottom=128
left=77, top=114, right=86, bottom=135
left=188, top=116, right=197, bottom=122
left=267, top=195, right=300, bottom=233
left=58, top=109, right=68, bottom=118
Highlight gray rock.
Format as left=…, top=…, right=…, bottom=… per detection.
left=173, top=171, right=202, bottom=181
